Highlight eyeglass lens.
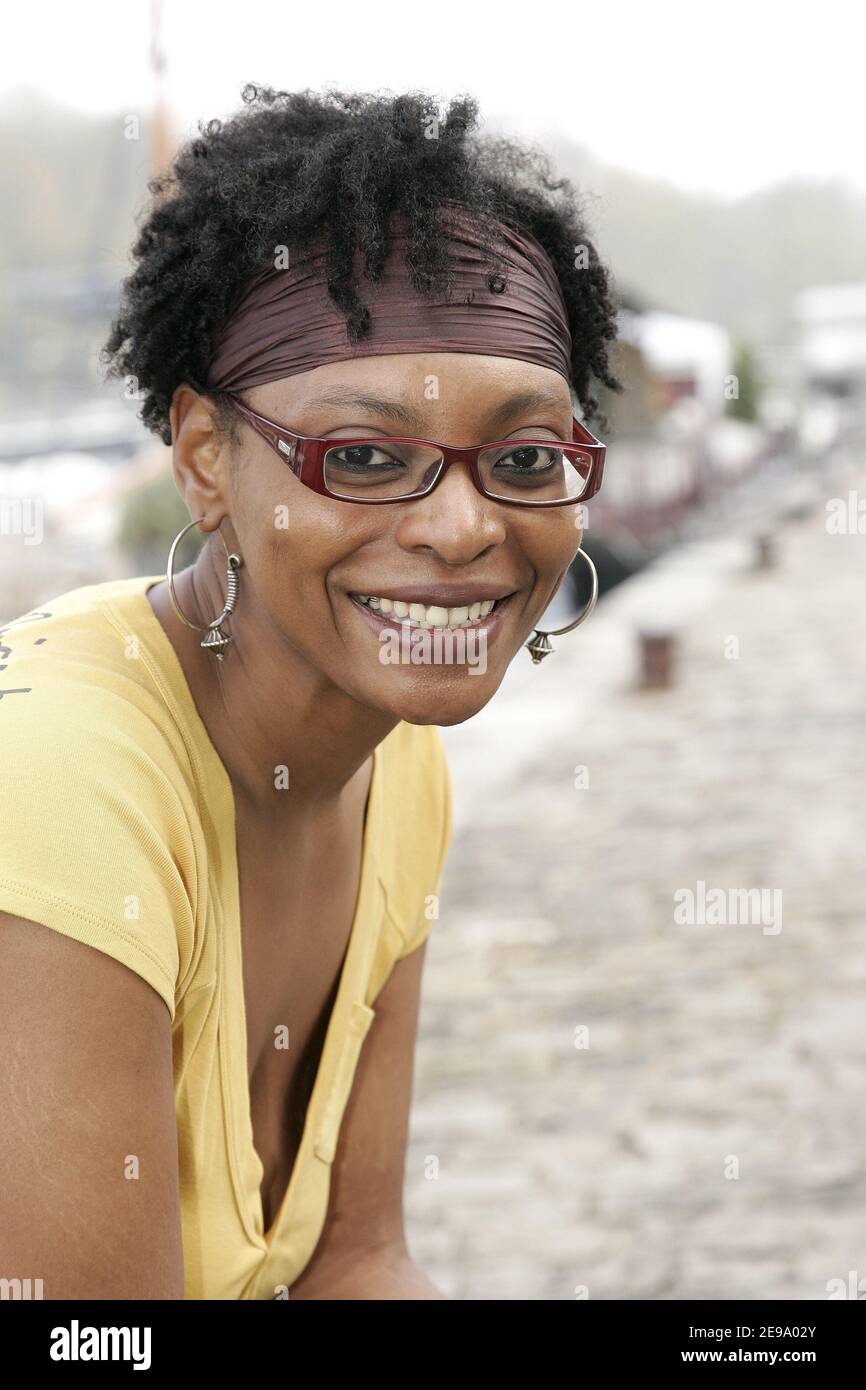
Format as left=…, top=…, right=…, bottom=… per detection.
left=322, top=439, right=592, bottom=503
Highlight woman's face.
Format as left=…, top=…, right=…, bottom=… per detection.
left=222, top=351, right=582, bottom=726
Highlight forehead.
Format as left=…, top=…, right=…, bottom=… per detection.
left=255, top=352, right=573, bottom=420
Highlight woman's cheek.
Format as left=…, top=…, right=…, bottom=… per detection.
left=524, top=511, right=582, bottom=577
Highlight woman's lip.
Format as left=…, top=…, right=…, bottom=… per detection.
left=347, top=591, right=515, bottom=644
left=347, top=585, right=516, bottom=606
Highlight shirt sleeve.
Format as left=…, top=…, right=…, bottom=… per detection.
left=394, top=732, right=453, bottom=960
left=0, top=680, right=198, bottom=1021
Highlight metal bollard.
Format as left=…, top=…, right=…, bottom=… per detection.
left=754, top=532, right=776, bottom=569
left=638, top=628, right=676, bottom=689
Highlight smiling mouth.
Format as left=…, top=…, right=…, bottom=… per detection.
left=348, top=592, right=514, bottom=631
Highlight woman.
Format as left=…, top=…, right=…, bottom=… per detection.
left=0, top=86, right=621, bottom=1300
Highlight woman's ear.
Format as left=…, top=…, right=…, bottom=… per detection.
left=169, top=384, right=230, bottom=527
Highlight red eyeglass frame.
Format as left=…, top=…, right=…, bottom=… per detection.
left=219, top=390, right=607, bottom=507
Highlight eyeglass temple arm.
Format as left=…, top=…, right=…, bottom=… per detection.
left=222, top=393, right=305, bottom=475
left=573, top=415, right=604, bottom=447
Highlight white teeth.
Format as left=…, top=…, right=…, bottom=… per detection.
left=354, top=594, right=501, bottom=629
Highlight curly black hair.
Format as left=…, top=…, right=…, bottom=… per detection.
left=101, top=85, right=623, bottom=446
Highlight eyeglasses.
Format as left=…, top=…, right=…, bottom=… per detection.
left=221, top=391, right=606, bottom=507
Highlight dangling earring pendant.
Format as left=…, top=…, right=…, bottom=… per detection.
left=166, top=516, right=244, bottom=661
left=525, top=547, right=599, bottom=665
left=199, top=552, right=243, bottom=659
left=525, top=630, right=555, bottom=664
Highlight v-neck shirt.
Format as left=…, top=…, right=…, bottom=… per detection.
left=0, top=574, right=452, bottom=1299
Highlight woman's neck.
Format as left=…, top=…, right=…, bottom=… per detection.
left=145, top=553, right=395, bottom=823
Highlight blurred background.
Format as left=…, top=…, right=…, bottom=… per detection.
left=3, top=0, right=865, bottom=1300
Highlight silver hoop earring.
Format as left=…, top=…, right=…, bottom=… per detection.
left=166, top=516, right=243, bottom=661
left=525, top=548, right=598, bottom=665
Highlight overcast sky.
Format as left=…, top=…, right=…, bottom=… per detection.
left=4, top=0, right=865, bottom=201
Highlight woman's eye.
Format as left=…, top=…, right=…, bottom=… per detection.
left=328, top=445, right=404, bottom=470
left=495, top=444, right=560, bottom=471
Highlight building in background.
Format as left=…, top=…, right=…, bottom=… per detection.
left=623, top=309, right=732, bottom=417
left=792, top=280, right=866, bottom=454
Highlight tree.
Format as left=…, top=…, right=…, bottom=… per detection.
left=725, top=339, right=762, bottom=421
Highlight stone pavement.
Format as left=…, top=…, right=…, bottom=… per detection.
left=403, top=449, right=866, bottom=1300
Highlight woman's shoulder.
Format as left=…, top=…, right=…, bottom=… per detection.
left=0, top=575, right=203, bottom=1021
left=1, top=574, right=197, bottom=777
left=2, top=573, right=156, bottom=690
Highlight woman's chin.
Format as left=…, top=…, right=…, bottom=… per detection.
left=370, top=668, right=507, bottom=727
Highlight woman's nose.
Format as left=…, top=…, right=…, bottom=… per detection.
left=395, top=458, right=507, bottom=560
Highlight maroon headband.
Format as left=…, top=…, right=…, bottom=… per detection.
left=205, top=201, right=573, bottom=393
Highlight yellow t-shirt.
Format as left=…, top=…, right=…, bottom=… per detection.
left=0, top=574, right=452, bottom=1299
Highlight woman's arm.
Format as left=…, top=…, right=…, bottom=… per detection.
left=0, top=911, right=185, bottom=1299
left=288, top=938, right=447, bottom=1301
left=289, top=1243, right=447, bottom=1300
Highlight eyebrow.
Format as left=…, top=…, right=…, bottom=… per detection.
left=301, top=387, right=572, bottom=433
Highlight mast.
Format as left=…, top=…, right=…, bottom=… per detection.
left=149, top=0, right=174, bottom=181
